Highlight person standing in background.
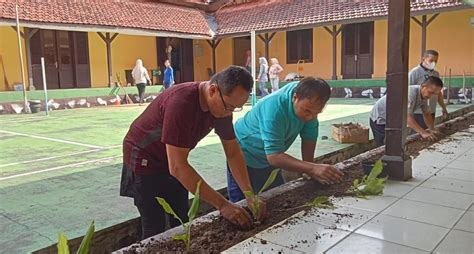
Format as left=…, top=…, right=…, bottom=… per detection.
left=408, top=50, right=448, bottom=128
left=257, top=57, right=269, bottom=97
left=163, top=59, right=174, bottom=90
left=132, top=59, right=151, bottom=106
left=245, top=49, right=251, bottom=72
left=269, top=58, right=283, bottom=93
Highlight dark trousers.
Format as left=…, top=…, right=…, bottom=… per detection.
left=133, top=171, right=189, bottom=239
left=226, top=163, right=284, bottom=203
left=370, top=118, right=386, bottom=147
left=136, top=83, right=146, bottom=104
left=413, top=113, right=436, bottom=130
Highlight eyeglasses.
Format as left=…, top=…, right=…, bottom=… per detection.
left=215, top=84, right=243, bottom=112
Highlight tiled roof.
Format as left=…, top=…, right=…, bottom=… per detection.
left=0, top=0, right=213, bottom=38
left=0, top=0, right=470, bottom=38
left=214, top=0, right=469, bottom=36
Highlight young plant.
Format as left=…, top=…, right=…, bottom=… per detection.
left=348, top=160, right=387, bottom=199
left=305, top=196, right=336, bottom=209
left=156, top=180, right=202, bottom=251
left=57, top=221, right=95, bottom=254
left=243, top=168, right=280, bottom=224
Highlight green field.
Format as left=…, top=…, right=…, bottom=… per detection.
left=0, top=99, right=469, bottom=253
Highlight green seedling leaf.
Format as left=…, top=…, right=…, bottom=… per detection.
left=57, top=233, right=70, bottom=254
left=188, top=181, right=202, bottom=222
left=306, top=196, right=335, bottom=209
left=243, top=190, right=255, bottom=198
left=77, top=221, right=95, bottom=254
left=259, top=169, right=280, bottom=195
left=172, top=233, right=188, bottom=242
left=156, top=197, right=184, bottom=225
left=367, top=160, right=383, bottom=181
left=348, top=160, right=386, bottom=198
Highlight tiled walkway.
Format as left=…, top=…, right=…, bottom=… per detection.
left=224, top=127, right=474, bottom=254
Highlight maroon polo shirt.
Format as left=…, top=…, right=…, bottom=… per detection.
left=123, top=82, right=235, bottom=175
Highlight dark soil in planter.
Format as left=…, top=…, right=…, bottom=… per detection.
left=126, top=114, right=473, bottom=253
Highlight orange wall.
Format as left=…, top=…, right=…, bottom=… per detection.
left=88, top=33, right=158, bottom=87
left=0, top=26, right=29, bottom=91
left=193, top=8, right=473, bottom=81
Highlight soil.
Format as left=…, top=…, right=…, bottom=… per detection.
left=125, top=114, right=473, bottom=253
left=332, top=122, right=366, bottom=129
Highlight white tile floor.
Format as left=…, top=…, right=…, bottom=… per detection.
left=224, top=128, right=474, bottom=253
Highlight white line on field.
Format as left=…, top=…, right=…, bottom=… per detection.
left=0, top=155, right=122, bottom=181
left=0, top=130, right=104, bottom=149
left=0, top=144, right=122, bottom=168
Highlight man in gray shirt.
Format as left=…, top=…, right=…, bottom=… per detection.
left=409, top=50, right=448, bottom=129
left=369, top=76, right=443, bottom=146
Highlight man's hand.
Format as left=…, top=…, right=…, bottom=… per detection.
left=421, top=130, right=437, bottom=141
left=219, top=201, right=252, bottom=228
left=246, top=196, right=267, bottom=222
left=442, top=109, right=449, bottom=121
left=307, top=164, right=344, bottom=185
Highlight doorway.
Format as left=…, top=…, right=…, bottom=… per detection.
left=342, top=22, right=374, bottom=79
left=30, top=30, right=91, bottom=89
left=156, top=37, right=194, bottom=84
left=233, top=36, right=250, bottom=67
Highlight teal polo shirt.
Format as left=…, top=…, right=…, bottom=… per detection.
left=235, top=82, right=319, bottom=169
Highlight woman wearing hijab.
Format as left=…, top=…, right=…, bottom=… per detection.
left=269, top=58, right=283, bottom=93
left=257, top=57, right=269, bottom=97
left=132, top=59, right=151, bottom=105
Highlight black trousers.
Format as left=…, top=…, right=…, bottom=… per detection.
left=121, top=165, right=189, bottom=239
left=136, top=83, right=146, bottom=104
left=413, top=113, right=436, bottom=130
left=369, top=119, right=386, bottom=147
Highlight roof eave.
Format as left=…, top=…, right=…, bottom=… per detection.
left=0, top=19, right=213, bottom=40
left=214, top=4, right=472, bottom=39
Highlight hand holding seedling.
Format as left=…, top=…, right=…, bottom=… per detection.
left=244, top=169, right=280, bottom=225
left=219, top=201, right=252, bottom=228
left=421, top=130, right=436, bottom=141
left=246, top=195, right=267, bottom=222
left=307, top=164, right=344, bottom=185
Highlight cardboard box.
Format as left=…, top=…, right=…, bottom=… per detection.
left=332, top=123, right=369, bottom=144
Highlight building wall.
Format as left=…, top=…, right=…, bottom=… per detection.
left=193, top=8, right=473, bottom=82
left=0, top=26, right=28, bottom=91
left=88, top=33, right=158, bottom=87
left=0, top=9, right=471, bottom=92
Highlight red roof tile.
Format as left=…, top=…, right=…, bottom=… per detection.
left=0, top=0, right=470, bottom=38
left=0, top=0, right=213, bottom=38
left=214, top=0, right=469, bottom=36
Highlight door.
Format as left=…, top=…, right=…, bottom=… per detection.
left=42, top=30, right=60, bottom=89
left=180, top=39, right=194, bottom=82
left=342, top=22, right=374, bottom=79
left=30, top=30, right=90, bottom=89
left=233, top=36, right=250, bottom=67
left=56, top=31, right=74, bottom=88
left=156, top=37, right=195, bottom=84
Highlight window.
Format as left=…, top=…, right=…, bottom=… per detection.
left=286, top=29, right=313, bottom=64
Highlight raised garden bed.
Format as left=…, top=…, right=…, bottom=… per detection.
left=116, top=111, right=474, bottom=253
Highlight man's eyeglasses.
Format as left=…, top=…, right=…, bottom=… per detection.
left=215, top=84, right=243, bottom=112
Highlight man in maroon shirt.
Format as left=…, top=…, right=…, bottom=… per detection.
left=120, top=66, right=265, bottom=239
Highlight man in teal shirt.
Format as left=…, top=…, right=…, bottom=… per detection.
left=227, top=77, right=344, bottom=202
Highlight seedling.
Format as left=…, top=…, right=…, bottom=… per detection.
left=348, top=160, right=387, bottom=199
left=57, top=221, right=95, bottom=254
left=305, top=196, right=336, bottom=209
left=243, top=168, right=280, bottom=224
left=156, top=180, right=202, bottom=251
